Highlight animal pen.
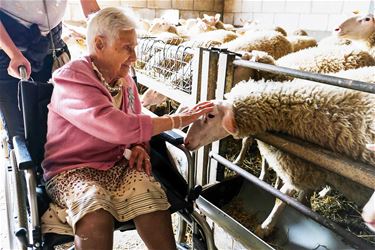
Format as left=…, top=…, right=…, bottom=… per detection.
left=2, top=1, right=375, bottom=249
left=134, top=36, right=375, bottom=249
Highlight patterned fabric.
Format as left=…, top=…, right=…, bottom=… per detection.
left=41, top=162, right=170, bottom=235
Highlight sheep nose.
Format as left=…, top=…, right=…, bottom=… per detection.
left=334, top=28, right=341, bottom=32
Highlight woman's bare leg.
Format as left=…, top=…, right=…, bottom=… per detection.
left=134, top=210, right=176, bottom=250
left=74, top=209, right=114, bottom=250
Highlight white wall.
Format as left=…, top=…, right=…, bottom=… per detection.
left=64, top=0, right=374, bottom=35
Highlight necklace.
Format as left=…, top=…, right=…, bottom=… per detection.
left=91, top=61, right=123, bottom=95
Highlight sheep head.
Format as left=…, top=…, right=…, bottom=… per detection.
left=362, top=191, right=375, bottom=232
left=202, top=14, right=221, bottom=26
left=335, top=13, right=375, bottom=41
left=362, top=144, right=375, bottom=232
left=184, top=100, right=238, bottom=150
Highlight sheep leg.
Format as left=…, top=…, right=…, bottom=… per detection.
left=233, top=137, right=252, bottom=165
left=255, top=184, right=294, bottom=238
left=259, top=156, right=269, bottom=181
left=318, top=186, right=332, bottom=198
left=274, top=175, right=281, bottom=189
left=297, top=189, right=313, bottom=207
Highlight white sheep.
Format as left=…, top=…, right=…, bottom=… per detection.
left=362, top=144, right=375, bottom=233
left=220, top=30, right=293, bottom=59
left=236, top=19, right=287, bottom=36
left=335, top=13, right=375, bottom=57
left=185, top=69, right=375, bottom=237
left=286, top=35, right=317, bottom=52
left=317, top=35, right=352, bottom=47
left=61, top=23, right=87, bottom=59
left=201, top=13, right=234, bottom=31
left=180, top=29, right=238, bottom=48
left=276, top=44, right=375, bottom=74
left=148, top=18, right=178, bottom=35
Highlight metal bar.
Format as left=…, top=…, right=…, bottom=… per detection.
left=191, top=210, right=217, bottom=250
left=233, top=59, right=375, bottom=94
left=256, top=132, right=375, bottom=190
left=209, top=152, right=375, bottom=250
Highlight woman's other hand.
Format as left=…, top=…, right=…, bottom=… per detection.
left=129, top=145, right=151, bottom=176
left=8, top=52, right=31, bottom=79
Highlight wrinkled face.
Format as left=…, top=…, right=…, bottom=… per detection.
left=99, top=29, right=137, bottom=79
left=335, top=14, right=375, bottom=40
left=184, top=102, right=231, bottom=151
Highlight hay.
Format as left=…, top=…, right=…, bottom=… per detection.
left=311, top=190, right=375, bottom=244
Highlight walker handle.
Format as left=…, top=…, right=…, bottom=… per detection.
left=18, top=65, right=28, bottom=81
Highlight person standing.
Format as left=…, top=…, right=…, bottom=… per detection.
left=0, top=0, right=100, bottom=149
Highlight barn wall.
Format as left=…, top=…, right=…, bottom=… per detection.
left=64, top=0, right=374, bottom=33
left=223, top=0, right=374, bottom=32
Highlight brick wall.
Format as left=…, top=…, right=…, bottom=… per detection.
left=223, top=0, right=374, bottom=33
left=64, top=0, right=374, bottom=32
left=64, top=0, right=224, bottom=23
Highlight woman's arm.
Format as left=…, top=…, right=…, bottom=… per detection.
left=79, top=0, right=100, bottom=17
left=0, top=21, right=31, bottom=78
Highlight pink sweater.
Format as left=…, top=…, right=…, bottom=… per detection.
left=42, top=56, right=153, bottom=181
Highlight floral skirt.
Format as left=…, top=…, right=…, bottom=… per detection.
left=41, top=160, right=170, bottom=235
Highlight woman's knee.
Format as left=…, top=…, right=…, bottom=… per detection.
left=75, top=209, right=114, bottom=233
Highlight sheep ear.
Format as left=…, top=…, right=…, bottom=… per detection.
left=179, top=19, right=186, bottom=25
left=215, top=14, right=221, bottom=21
left=222, top=108, right=237, bottom=134
left=203, top=14, right=209, bottom=19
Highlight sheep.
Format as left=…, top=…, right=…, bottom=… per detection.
left=201, top=13, right=234, bottom=31
left=180, top=30, right=238, bottom=48
left=335, top=13, right=375, bottom=57
left=148, top=18, right=178, bottom=35
left=220, top=30, right=293, bottom=59
left=317, top=35, right=352, bottom=47
left=177, top=18, right=217, bottom=38
left=236, top=18, right=287, bottom=36
left=292, top=29, right=308, bottom=36
left=286, top=35, right=317, bottom=52
left=363, top=190, right=375, bottom=232
left=275, top=45, right=375, bottom=75
left=61, top=23, right=87, bottom=59
left=184, top=70, right=375, bottom=237
left=362, top=144, right=375, bottom=233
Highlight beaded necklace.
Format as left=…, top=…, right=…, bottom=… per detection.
left=91, top=61, right=123, bottom=95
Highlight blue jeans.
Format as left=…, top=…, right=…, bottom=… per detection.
left=0, top=50, right=54, bottom=149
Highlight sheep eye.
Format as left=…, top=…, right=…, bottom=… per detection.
left=207, top=114, right=215, bottom=119
left=365, top=17, right=371, bottom=21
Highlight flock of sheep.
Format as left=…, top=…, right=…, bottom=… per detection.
left=183, top=13, right=375, bottom=239
left=62, top=11, right=375, bottom=243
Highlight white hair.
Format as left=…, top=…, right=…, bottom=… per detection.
left=86, top=7, right=138, bottom=53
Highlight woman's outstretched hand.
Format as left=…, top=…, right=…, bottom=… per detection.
left=178, top=101, right=214, bottom=128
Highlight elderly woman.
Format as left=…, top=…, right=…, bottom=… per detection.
left=41, top=7, right=213, bottom=250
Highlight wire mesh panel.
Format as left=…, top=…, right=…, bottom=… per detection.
left=135, top=37, right=195, bottom=95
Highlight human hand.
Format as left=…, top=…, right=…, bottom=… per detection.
left=366, top=144, right=375, bottom=151
left=176, top=101, right=214, bottom=128
left=8, top=52, right=31, bottom=79
left=128, top=145, right=151, bottom=176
